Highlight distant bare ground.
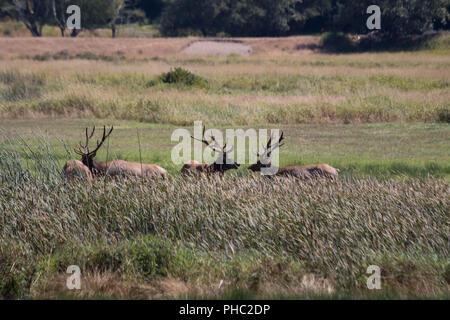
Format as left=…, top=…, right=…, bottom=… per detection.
left=0, top=36, right=319, bottom=58
left=181, top=40, right=253, bottom=56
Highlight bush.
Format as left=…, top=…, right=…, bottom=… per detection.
left=331, top=0, right=448, bottom=39
left=320, top=32, right=356, bottom=52
left=437, top=107, right=450, bottom=123
left=157, top=67, right=208, bottom=87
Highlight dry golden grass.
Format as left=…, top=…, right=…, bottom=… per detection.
left=0, top=37, right=189, bottom=59
left=32, top=272, right=336, bottom=299
left=0, top=36, right=321, bottom=59
left=1, top=37, right=448, bottom=116
left=0, top=48, right=448, bottom=123
left=33, top=273, right=196, bottom=299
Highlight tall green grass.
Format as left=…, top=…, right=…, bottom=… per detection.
left=0, top=137, right=448, bottom=299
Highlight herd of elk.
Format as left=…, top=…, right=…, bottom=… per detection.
left=63, top=125, right=338, bottom=182
left=181, top=126, right=240, bottom=175
left=247, top=131, right=339, bottom=180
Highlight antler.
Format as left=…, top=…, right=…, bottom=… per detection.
left=191, top=125, right=225, bottom=153
left=91, top=125, right=114, bottom=155
left=267, top=131, right=284, bottom=157
left=74, top=125, right=114, bottom=156
left=258, top=131, right=285, bottom=159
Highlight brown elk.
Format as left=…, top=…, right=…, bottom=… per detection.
left=181, top=126, right=240, bottom=175
left=62, top=159, right=93, bottom=182
left=248, top=132, right=339, bottom=180
left=74, top=126, right=167, bottom=178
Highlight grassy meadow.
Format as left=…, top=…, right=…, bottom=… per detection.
left=0, top=36, right=449, bottom=299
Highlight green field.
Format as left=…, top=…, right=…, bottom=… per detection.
left=1, top=119, right=449, bottom=180
left=0, top=37, right=449, bottom=299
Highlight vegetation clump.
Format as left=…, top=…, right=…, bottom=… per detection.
left=0, top=70, right=48, bottom=101
left=320, top=32, right=356, bottom=52
left=20, top=50, right=126, bottom=62
left=157, top=67, right=208, bottom=87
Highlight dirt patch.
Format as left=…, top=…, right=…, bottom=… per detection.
left=0, top=36, right=320, bottom=59
left=181, top=40, right=252, bottom=56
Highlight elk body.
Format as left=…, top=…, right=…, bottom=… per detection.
left=75, top=126, right=167, bottom=179
left=276, top=163, right=339, bottom=180
left=98, top=160, right=167, bottom=178
left=181, top=160, right=210, bottom=175
left=248, top=132, right=339, bottom=180
left=181, top=126, right=239, bottom=176
left=62, top=159, right=93, bottom=182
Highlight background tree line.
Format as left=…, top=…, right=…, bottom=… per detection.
left=0, top=0, right=449, bottom=39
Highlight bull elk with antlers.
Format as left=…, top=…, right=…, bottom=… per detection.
left=74, top=126, right=167, bottom=178
left=248, top=131, right=339, bottom=180
left=181, top=126, right=240, bottom=175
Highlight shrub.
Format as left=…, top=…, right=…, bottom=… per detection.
left=157, top=67, right=208, bottom=87
left=320, top=32, right=356, bottom=52
left=437, top=106, right=450, bottom=123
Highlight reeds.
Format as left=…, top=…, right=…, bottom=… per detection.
left=0, top=138, right=448, bottom=298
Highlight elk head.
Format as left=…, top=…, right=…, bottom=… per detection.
left=191, top=126, right=240, bottom=173
left=248, top=131, right=284, bottom=172
left=74, top=125, right=114, bottom=174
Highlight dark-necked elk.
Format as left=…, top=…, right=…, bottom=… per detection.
left=181, top=126, right=240, bottom=175
left=74, top=126, right=167, bottom=178
left=62, top=159, right=93, bottom=182
left=248, top=132, right=339, bottom=180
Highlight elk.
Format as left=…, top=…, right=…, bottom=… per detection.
left=248, top=132, right=339, bottom=180
left=74, top=126, right=167, bottom=178
left=62, top=159, right=93, bottom=182
left=181, top=126, right=240, bottom=175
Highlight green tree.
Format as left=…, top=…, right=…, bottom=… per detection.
left=288, top=0, right=335, bottom=34
left=159, top=0, right=303, bottom=36
left=6, top=0, right=53, bottom=36
left=51, top=0, right=70, bottom=36
left=159, top=0, right=227, bottom=36
left=225, top=0, right=303, bottom=36
left=0, top=0, right=10, bottom=18
left=66, top=0, right=124, bottom=37
left=131, top=0, right=164, bottom=22
left=110, top=0, right=126, bottom=38
left=332, top=0, right=448, bottom=38
left=433, top=0, right=450, bottom=30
